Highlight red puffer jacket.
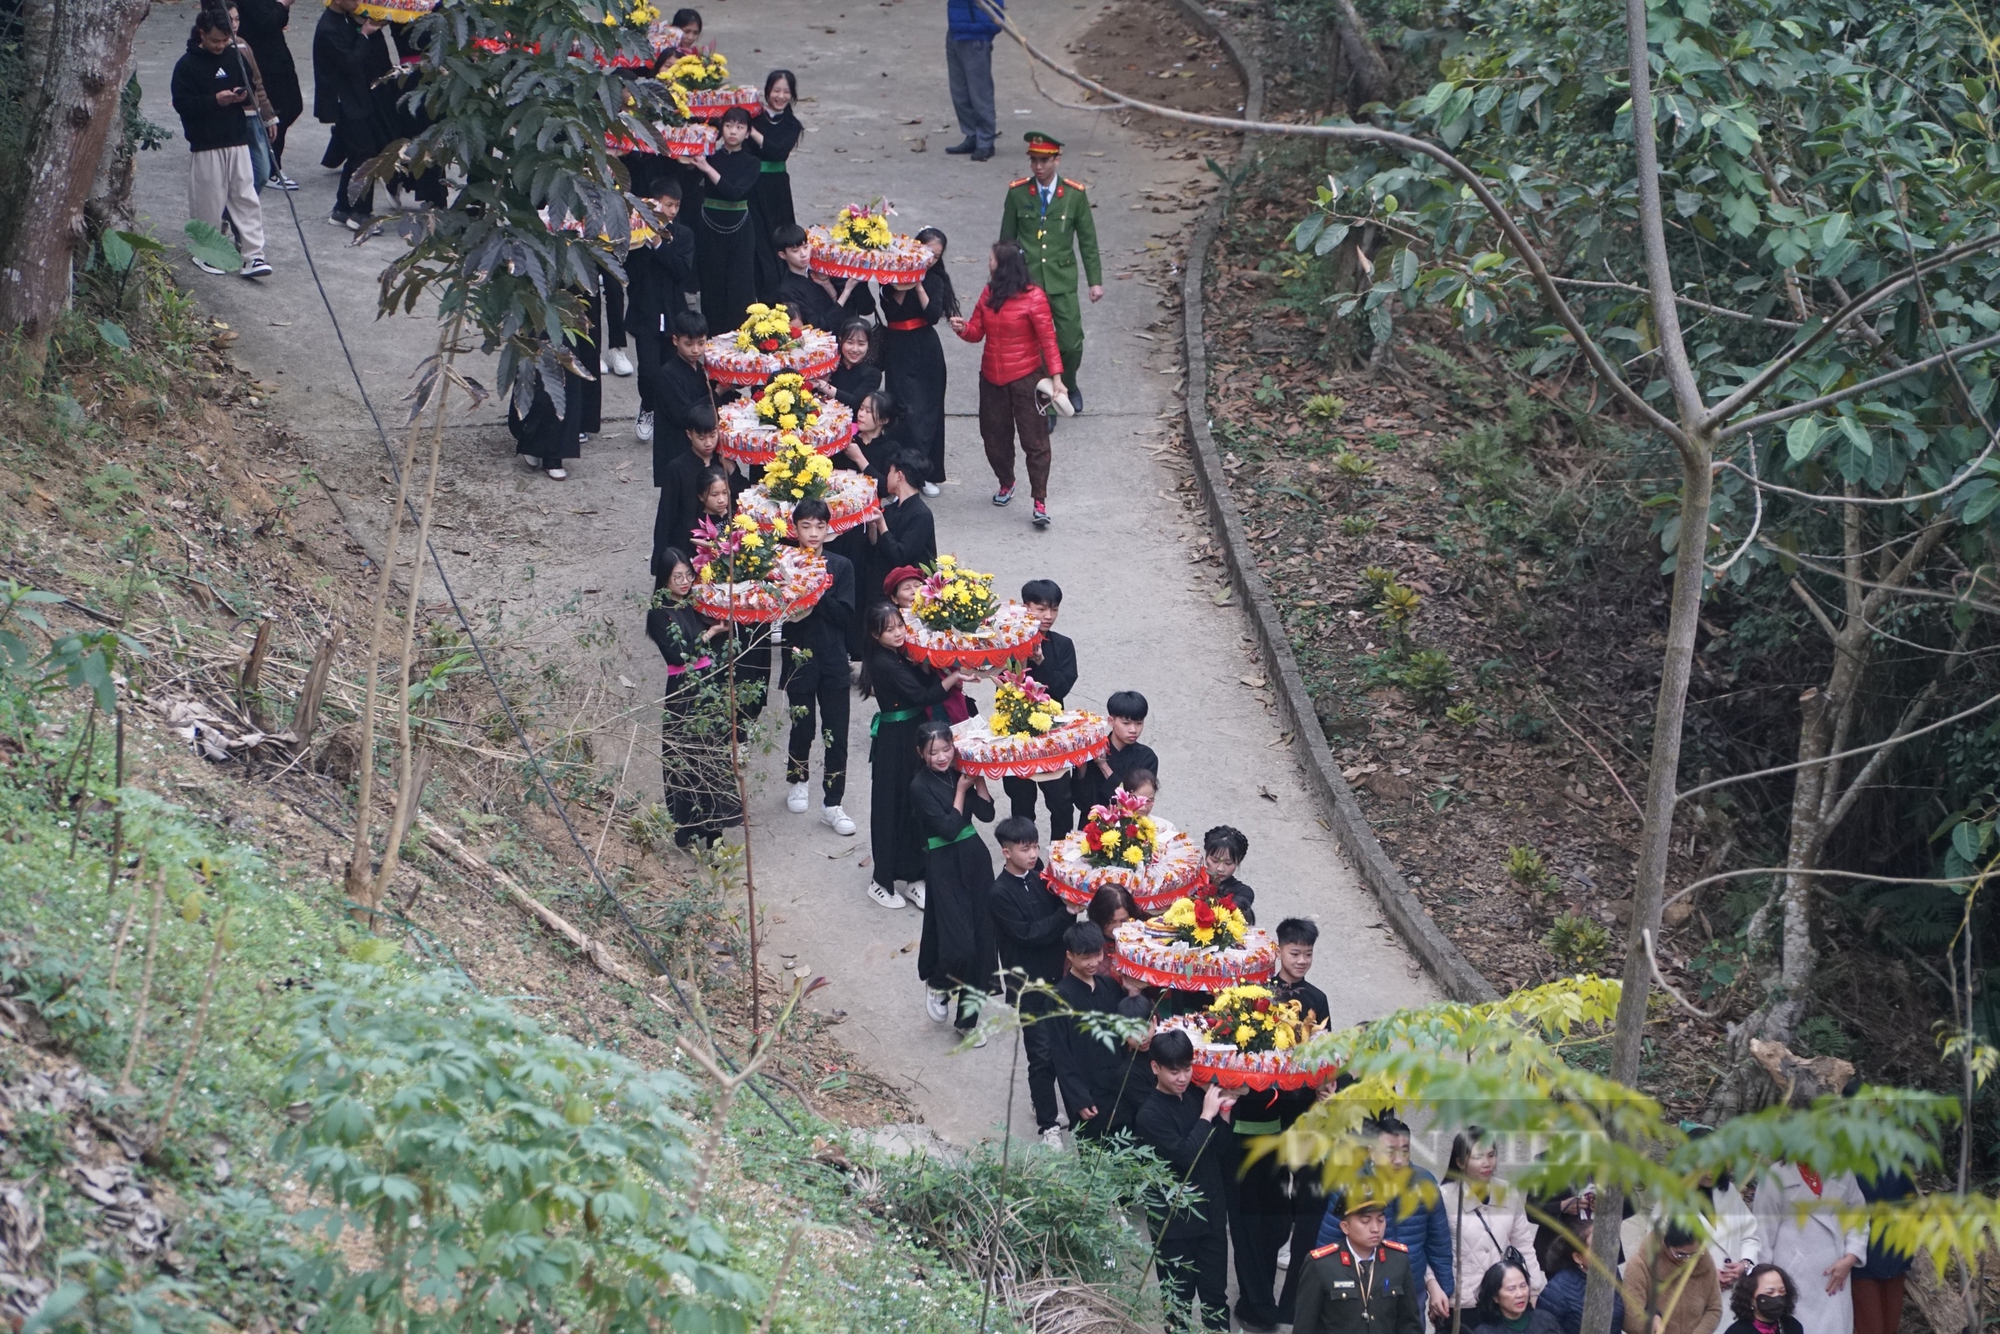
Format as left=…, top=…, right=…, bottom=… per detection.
left=956, top=284, right=1064, bottom=385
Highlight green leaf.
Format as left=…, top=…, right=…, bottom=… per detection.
left=1422, top=81, right=1456, bottom=116
left=1785, top=417, right=1823, bottom=462
left=1722, top=193, right=1760, bottom=236
left=1838, top=414, right=1873, bottom=457
left=183, top=219, right=243, bottom=272
left=1960, top=478, right=2000, bottom=524
left=1314, top=222, right=1351, bottom=257
left=96, top=320, right=131, bottom=351
left=100, top=229, right=135, bottom=273
left=1952, top=819, right=1983, bottom=864
left=1393, top=248, right=1419, bottom=289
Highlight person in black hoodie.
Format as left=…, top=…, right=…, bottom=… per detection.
left=313, top=0, right=392, bottom=228
left=232, top=0, right=302, bottom=185
left=1136, top=1028, right=1236, bottom=1333
left=628, top=181, right=703, bottom=445
left=910, top=720, right=999, bottom=1035
left=783, top=499, right=859, bottom=836
left=1004, top=579, right=1078, bottom=837
left=1050, top=922, right=1149, bottom=1140
left=859, top=602, right=965, bottom=911
left=172, top=13, right=271, bottom=278
left=989, top=817, right=1075, bottom=1143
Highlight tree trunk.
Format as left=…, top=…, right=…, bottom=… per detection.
left=1331, top=0, right=1390, bottom=110
left=0, top=0, right=153, bottom=377
left=85, top=68, right=144, bottom=235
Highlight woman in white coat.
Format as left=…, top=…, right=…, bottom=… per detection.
left=1443, top=1128, right=1547, bottom=1313
left=1752, top=1163, right=1865, bottom=1334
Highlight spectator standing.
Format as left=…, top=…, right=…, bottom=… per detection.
left=1468, top=1259, right=1562, bottom=1334
left=1718, top=1265, right=1805, bottom=1334
left=1315, top=1115, right=1455, bottom=1325
left=233, top=0, right=302, bottom=187
left=1621, top=1224, right=1724, bottom=1334
left=1752, top=1163, right=1865, bottom=1334
left=1852, top=1171, right=1913, bottom=1334
left=943, top=0, right=1000, bottom=161
left=1441, top=1128, right=1546, bottom=1317
left=170, top=12, right=272, bottom=279
left=1540, top=1224, right=1625, bottom=1334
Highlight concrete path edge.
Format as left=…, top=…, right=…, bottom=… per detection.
left=1164, top=0, right=1499, bottom=1003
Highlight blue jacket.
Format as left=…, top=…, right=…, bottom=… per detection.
left=1540, top=1266, right=1624, bottom=1334
left=1316, top=1164, right=1455, bottom=1296
left=947, top=0, right=1002, bottom=41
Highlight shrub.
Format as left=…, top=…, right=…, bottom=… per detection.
left=1303, top=392, right=1347, bottom=421
left=1395, top=649, right=1454, bottom=708
left=1542, top=912, right=1610, bottom=968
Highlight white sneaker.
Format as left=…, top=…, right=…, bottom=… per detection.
left=903, top=880, right=927, bottom=910
left=599, top=356, right=610, bottom=374
left=545, top=468, right=568, bottom=480
left=821, top=805, right=856, bottom=836
left=191, top=258, right=226, bottom=276
left=636, top=410, right=654, bottom=442
left=1276, top=1241, right=1291, bottom=1270
left=607, top=348, right=635, bottom=376
left=786, top=782, right=810, bottom=813
left=1040, top=1126, right=1066, bottom=1150
left=921, top=481, right=940, bottom=496
left=971, top=1029, right=988, bottom=1048
left=867, top=882, right=906, bottom=910
left=925, top=990, right=949, bottom=1023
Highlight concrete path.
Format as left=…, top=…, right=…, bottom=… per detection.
left=131, top=0, right=1436, bottom=1146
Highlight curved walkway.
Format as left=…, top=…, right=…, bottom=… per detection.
left=127, top=0, right=1436, bottom=1145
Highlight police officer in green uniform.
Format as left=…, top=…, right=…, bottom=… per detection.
left=997, top=131, right=1101, bottom=414
left=1293, top=1184, right=1425, bottom=1334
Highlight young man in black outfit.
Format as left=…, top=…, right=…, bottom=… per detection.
left=1048, top=922, right=1146, bottom=1141
left=628, top=181, right=702, bottom=445
left=1202, top=824, right=1257, bottom=924
left=782, top=498, right=859, bottom=837
left=863, top=451, right=937, bottom=607
left=646, top=310, right=716, bottom=570
left=988, top=817, right=1075, bottom=1148
left=1005, top=578, right=1079, bottom=837
left=653, top=405, right=723, bottom=583
left=1229, top=917, right=1332, bottom=1331
left=1136, top=1028, right=1236, bottom=1333
left=1072, top=689, right=1158, bottom=816
left=771, top=223, right=862, bottom=331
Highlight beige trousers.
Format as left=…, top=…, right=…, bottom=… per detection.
left=187, top=145, right=265, bottom=263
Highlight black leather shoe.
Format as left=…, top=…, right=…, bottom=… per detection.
left=944, top=136, right=978, bottom=155
left=970, top=145, right=995, bottom=161
left=1068, top=386, right=1083, bottom=414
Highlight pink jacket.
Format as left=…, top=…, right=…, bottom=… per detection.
left=956, top=284, right=1064, bottom=385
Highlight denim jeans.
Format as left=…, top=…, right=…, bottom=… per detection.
left=245, top=117, right=272, bottom=191
left=945, top=37, right=996, bottom=149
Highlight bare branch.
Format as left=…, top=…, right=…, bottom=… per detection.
left=1643, top=929, right=1725, bottom=1020
left=1718, top=329, right=2000, bottom=441
left=1677, top=687, right=2000, bottom=803
left=1623, top=0, right=1703, bottom=425
left=1551, top=277, right=1802, bottom=330
left=1718, top=415, right=2000, bottom=507
left=969, top=0, right=1689, bottom=446
left=1701, top=230, right=2000, bottom=429
left=1816, top=678, right=1940, bottom=841
left=1707, top=447, right=1765, bottom=577
left=1788, top=577, right=1841, bottom=642
left=1663, top=863, right=1983, bottom=910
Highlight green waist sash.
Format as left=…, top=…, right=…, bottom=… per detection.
left=927, top=824, right=978, bottom=852
left=1233, top=1118, right=1282, bottom=1136
left=870, top=707, right=919, bottom=737
left=758, top=159, right=788, bottom=173
left=703, top=198, right=749, bottom=212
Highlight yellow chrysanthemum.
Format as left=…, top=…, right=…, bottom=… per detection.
left=1100, top=829, right=1121, bottom=849
left=1123, top=846, right=1145, bottom=866
left=1235, top=1024, right=1255, bottom=1045
left=1027, top=711, right=1052, bottom=732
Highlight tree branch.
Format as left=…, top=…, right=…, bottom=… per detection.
left=968, top=0, right=1689, bottom=445
left=1550, top=277, right=1803, bottom=330
left=1717, top=330, right=2000, bottom=441
left=1622, top=0, right=1703, bottom=427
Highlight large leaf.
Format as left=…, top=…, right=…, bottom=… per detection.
left=183, top=219, right=243, bottom=272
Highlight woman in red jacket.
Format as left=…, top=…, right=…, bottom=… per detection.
left=950, top=240, right=1065, bottom=528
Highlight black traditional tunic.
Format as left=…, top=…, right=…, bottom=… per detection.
left=696, top=147, right=762, bottom=337
left=862, top=492, right=936, bottom=625
left=880, top=276, right=950, bottom=483
left=911, top=765, right=998, bottom=1026
left=749, top=108, right=803, bottom=300
left=865, top=646, right=949, bottom=892
left=827, top=360, right=883, bottom=413
left=646, top=602, right=742, bottom=846
left=833, top=425, right=901, bottom=655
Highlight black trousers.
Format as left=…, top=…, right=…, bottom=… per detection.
left=633, top=332, right=668, bottom=415
left=783, top=662, right=849, bottom=806
left=1227, top=1140, right=1291, bottom=1329
left=1004, top=772, right=1074, bottom=840
left=1019, top=992, right=1060, bottom=1131
left=1274, top=1166, right=1329, bottom=1324
left=602, top=276, right=628, bottom=348
left=1157, top=1231, right=1230, bottom=1333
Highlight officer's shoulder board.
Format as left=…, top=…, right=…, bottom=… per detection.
left=1382, top=1239, right=1409, bottom=1252
left=1010, top=177, right=1033, bottom=188
left=1062, top=176, right=1090, bottom=191
left=1309, top=1243, right=1344, bottom=1260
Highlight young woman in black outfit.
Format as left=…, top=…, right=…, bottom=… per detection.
left=880, top=226, right=957, bottom=491
left=860, top=603, right=972, bottom=910
left=910, top=720, right=999, bottom=1035
left=749, top=69, right=802, bottom=300
left=827, top=319, right=883, bottom=411
left=647, top=546, right=742, bottom=847
left=692, top=106, right=761, bottom=336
